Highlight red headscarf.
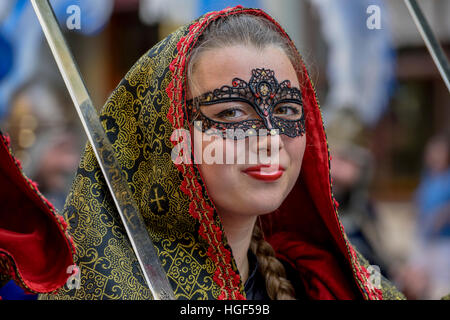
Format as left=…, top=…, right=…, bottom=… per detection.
left=167, top=6, right=383, bottom=300
left=0, top=131, right=75, bottom=294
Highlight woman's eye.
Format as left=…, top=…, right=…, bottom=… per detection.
left=215, top=108, right=245, bottom=119
left=274, top=105, right=301, bottom=117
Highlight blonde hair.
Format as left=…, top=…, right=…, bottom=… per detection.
left=187, top=13, right=297, bottom=300
left=250, top=224, right=296, bottom=300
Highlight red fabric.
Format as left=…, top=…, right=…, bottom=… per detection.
left=270, top=233, right=356, bottom=299
left=0, top=132, right=75, bottom=293
left=261, top=178, right=360, bottom=299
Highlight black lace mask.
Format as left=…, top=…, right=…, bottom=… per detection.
left=186, top=68, right=306, bottom=140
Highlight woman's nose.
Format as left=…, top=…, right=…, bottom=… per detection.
left=249, top=131, right=284, bottom=163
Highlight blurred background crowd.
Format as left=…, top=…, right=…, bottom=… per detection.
left=0, top=0, right=448, bottom=300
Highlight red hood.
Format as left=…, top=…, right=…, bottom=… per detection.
left=172, top=6, right=382, bottom=300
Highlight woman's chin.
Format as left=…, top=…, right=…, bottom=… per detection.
left=239, top=194, right=284, bottom=216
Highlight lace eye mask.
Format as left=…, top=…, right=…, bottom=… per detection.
left=186, top=68, right=306, bottom=140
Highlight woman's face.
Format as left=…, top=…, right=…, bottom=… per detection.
left=189, top=45, right=306, bottom=218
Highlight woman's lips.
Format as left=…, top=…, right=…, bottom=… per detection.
left=242, top=164, right=285, bottom=181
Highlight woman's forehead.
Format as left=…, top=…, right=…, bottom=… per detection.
left=191, top=45, right=299, bottom=94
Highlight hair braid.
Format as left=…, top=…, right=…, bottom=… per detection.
left=250, top=224, right=296, bottom=300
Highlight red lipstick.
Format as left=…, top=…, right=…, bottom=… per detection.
left=242, top=164, right=285, bottom=181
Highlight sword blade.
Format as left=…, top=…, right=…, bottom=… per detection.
left=31, top=0, right=175, bottom=300
left=404, top=0, right=450, bottom=92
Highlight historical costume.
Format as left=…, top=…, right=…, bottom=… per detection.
left=41, top=6, right=405, bottom=300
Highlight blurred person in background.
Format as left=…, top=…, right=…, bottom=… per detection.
left=396, top=133, right=450, bottom=299
left=2, top=79, right=81, bottom=211
left=328, top=109, right=389, bottom=277
left=416, top=133, right=450, bottom=241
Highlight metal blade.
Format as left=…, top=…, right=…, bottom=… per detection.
left=31, top=0, right=175, bottom=300
left=404, top=0, right=450, bottom=92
